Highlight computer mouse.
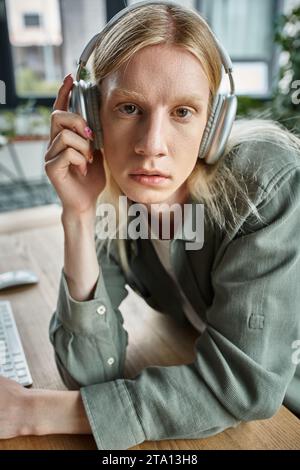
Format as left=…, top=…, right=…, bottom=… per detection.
left=0, top=270, right=39, bottom=291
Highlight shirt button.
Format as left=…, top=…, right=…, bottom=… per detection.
left=97, top=305, right=106, bottom=315
left=107, top=357, right=115, bottom=366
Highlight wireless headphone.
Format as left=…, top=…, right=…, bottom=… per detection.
left=69, top=0, right=237, bottom=165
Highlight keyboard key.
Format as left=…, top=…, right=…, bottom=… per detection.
left=0, top=300, right=33, bottom=387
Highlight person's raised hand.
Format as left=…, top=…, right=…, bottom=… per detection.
left=45, top=74, right=106, bottom=217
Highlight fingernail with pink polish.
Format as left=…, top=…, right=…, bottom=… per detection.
left=84, top=126, right=93, bottom=140
left=63, top=73, right=73, bottom=83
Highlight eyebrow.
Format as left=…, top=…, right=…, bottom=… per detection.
left=110, top=88, right=205, bottom=104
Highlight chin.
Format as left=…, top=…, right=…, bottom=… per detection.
left=123, top=188, right=174, bottom=206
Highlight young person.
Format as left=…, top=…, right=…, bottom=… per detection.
left=1, top=1, right=300, bottom=450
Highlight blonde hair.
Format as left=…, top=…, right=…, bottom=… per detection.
left=92, top=2, right=300, bottom=266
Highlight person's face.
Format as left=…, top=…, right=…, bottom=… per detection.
left=99, top=44, right=210, bottom=207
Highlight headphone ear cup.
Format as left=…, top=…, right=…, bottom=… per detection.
left=68, top=80, right=102, bottom=150
left=85, top=84, right=103, bottom=150
left=198, top=94, right=237, bottom=165
left=69, top=80, right=87, bottom=120
left=198, top=94, right=223, bottom=162
left=203, top=94, right=237, bottom=165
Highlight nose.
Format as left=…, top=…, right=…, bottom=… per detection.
left=134, top=111, right=168, bottom=157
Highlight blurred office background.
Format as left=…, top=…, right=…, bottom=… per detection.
left=0, top=0, right=299, bottom=213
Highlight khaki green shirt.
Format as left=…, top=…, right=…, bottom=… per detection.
left=49, top=140, right=300, bottom=450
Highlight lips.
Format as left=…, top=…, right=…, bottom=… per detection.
left=130, top=168, right=170, bottom=178
left=129, top=172, right=170, bottom=186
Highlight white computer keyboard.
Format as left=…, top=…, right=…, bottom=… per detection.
left=0, top=300, right=33, bottom=387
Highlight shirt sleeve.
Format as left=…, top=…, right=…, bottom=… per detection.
left=79, top=165, right=300, bottom=450
left=49, top=238, right=130, bottom=389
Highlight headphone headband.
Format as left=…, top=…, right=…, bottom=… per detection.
left=75, top=0, right=235, bottom=95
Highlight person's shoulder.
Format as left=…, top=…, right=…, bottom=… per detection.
left=226, top=137, right=300, bottom=203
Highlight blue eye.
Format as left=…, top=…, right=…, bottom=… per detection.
left=118, top=104, right=193, bottom=119
left=174, top=108, right=192, bottom=119
left=119, top=104, right=139, bottom=115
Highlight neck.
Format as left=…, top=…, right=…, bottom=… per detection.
left=145, top=184, right=190, bottom=239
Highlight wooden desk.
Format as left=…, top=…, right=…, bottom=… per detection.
left=0, top=204, right=300, bottom=450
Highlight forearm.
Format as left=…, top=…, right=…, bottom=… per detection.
left=61, top=209, right=100, bottom=301
left=26, top=388, right=92, bottom=436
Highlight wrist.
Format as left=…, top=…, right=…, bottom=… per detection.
left=26, top=389, right=92, bottom=436
left=15, top=388, right=36, bottom=436
left=61, top=207, right=96, bottom=227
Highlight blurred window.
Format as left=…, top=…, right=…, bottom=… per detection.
left=199, top=0, right=275, bottom=96
left=23, top=13, right=41, bottom=27
left=5, top=0, right=106, bottom=98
